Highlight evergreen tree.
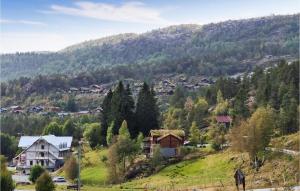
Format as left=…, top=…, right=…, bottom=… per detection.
left=100, top=89, right=113, bottom=145
left=169, top=86, right=186, bottom=108
left=106, top=121, right=114, bottom=146
left=110, top=82, right=135, bottom=135
left=123, top=84, right=136, bottom=137
left=65, top=96, right=78, bottom=112
left=135, top=82, right=159, bottom=136
left=233, top=83, right=250, bottom=118
left=118, top=120, right=130, bottom=139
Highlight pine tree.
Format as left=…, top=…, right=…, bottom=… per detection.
left=65, top=96, right=78, bottom=112
left=110, top=82, right=135, bottom=136
left=106, top=121, right=114, bottom=146
left=123, top=84, right=136, bottom=137
left=118, top=120, right=130, bottom=139
left=100, top=89, right=113, bottom=145
left=170, top=86, right=186, bottom=108
left=233, top=83, right=250, bottom=118
left=135, top=82, right=159, bottom=136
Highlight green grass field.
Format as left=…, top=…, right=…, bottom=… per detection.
left=119, top=151, right=236, bottom=190
left=80, top=148, right=108, bottom=186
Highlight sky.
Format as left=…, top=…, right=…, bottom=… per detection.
left=1, top=0, right=299, bottom=53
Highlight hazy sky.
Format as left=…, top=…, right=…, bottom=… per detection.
left=1, top=0, right=299, bottom=53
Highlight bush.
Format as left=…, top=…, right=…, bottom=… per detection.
left=35, top=172, right=55, bottom=191
left=1, top=156, right=15, bottom=191
left=178, top=146, right=196, bottom=157
left=1, top=171, right=15, bottom=191
left=151, top=145, right=163, bottom=169
left=29, top=165, right=45, bottom=183
left=64, top=155, right=79, bottom=182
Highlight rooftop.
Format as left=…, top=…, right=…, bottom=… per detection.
left=18, top=135, right=72, bottom=150
left=150, top=129, right=185, bottom=137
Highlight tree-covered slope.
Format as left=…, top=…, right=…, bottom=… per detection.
left=1, top=14, right=299, bottom=81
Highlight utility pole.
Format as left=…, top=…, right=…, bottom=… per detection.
left=77, top=141, right=81, bottom=191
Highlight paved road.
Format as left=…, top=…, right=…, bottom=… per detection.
left=247, top=186, right=300, bottom=191
left=12, top=174, right=30, bottom=184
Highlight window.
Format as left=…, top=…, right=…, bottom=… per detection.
left=41, top=145, right=44, bottom=150
left=40, top=152, right=44, bottom=157
left=30, top=161, right=33, bottom=166
left=41, top=160, right=44, bottom=166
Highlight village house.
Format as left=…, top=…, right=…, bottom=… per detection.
left=216, top=115, right=232, bottom=128
left=13, top=135, right=72, bottom=174
left=143, top=129, right=185, bottom=158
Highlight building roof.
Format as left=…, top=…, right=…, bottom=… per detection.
left=216, top=115, right=232, bottom=123
left=150, top=129, right=185, bottom=137
left=18, top=135, right=72, bottom=150
left=157, top=133, right=183, bottom=141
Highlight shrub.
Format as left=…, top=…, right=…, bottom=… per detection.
left=151, top=145, right=163, bottom=169
left=1, top=156, right=15, bottom=191
left=35, top=172, right=55, bottom=191
left=29, top=165, right=45, bottom=183
left=64, top=155, right=79, bottom=182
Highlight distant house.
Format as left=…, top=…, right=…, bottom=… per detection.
left=29, top=106, right=44, bottom=113
left=10, top=105, right=22, bottom=111
left=48, top=106, right=61, bottom=113
left=57, top=112, right=70, bottom=118
left=13, top=135, right=72, bottom=174
left=144, top=129, right=185, bottom=158
left=216, top=115, right=232, bottom=128
left=69, top=87, right=79, bottom=93
left=0, top=108, right=8, bottom=113
left=76, top=111, right=90, bottom=115
left=90, top=84, right=101, bottom=89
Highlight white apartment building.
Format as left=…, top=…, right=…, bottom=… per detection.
left=13, top=135, right=72, bottom=174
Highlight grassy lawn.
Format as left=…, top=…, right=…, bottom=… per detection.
left=119, top=151, right=236, bottom=190
left=80, top=148, right=108, bottom=186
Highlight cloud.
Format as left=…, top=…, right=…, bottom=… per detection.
left=46, top=1, right=170, bottom=24
left=0, top=19, right=46, bottom=26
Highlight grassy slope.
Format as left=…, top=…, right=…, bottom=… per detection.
left=270, top=132, right=300, bottom=151
left=35, top=133, right=299, bottom=191
left=80, top=148, right=108, bottom=186
left=16, top=148, right=299, bottom=191
left=119, top=151, right=236, bottom=190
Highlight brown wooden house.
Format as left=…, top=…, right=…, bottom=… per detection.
left=143, top=129, right=185, bottom=158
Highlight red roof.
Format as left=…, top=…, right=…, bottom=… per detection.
left=216, top=115, right=232, bottom=123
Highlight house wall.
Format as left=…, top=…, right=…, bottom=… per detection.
left=159, top=135, right=182, bottom=148
left=23, top=139, right=60, bottom=169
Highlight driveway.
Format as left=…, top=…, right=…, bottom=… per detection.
left=12, top=174, right=30, bottom=184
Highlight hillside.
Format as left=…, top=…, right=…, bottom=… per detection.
left=50, top=147, right=299, bottom=191
left=1, top=14, right=299, bottom=81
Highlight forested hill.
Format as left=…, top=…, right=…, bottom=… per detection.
left=1, top=14, right=299, bottom=81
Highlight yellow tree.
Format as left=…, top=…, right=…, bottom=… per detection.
left=230, top=106, right=275, bottom=163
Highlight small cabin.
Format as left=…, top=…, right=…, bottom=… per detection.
left=144, top=129, right=185, bottom=158
left=216, top=115, right=232, bottom=128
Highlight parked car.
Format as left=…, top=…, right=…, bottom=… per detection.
left=53, top=176, right=66, bottom=182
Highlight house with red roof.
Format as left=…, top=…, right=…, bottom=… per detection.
left=216, top=115, right=232, bottom=128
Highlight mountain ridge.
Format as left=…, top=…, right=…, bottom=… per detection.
left=1, top=14, right=299, bottom=81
